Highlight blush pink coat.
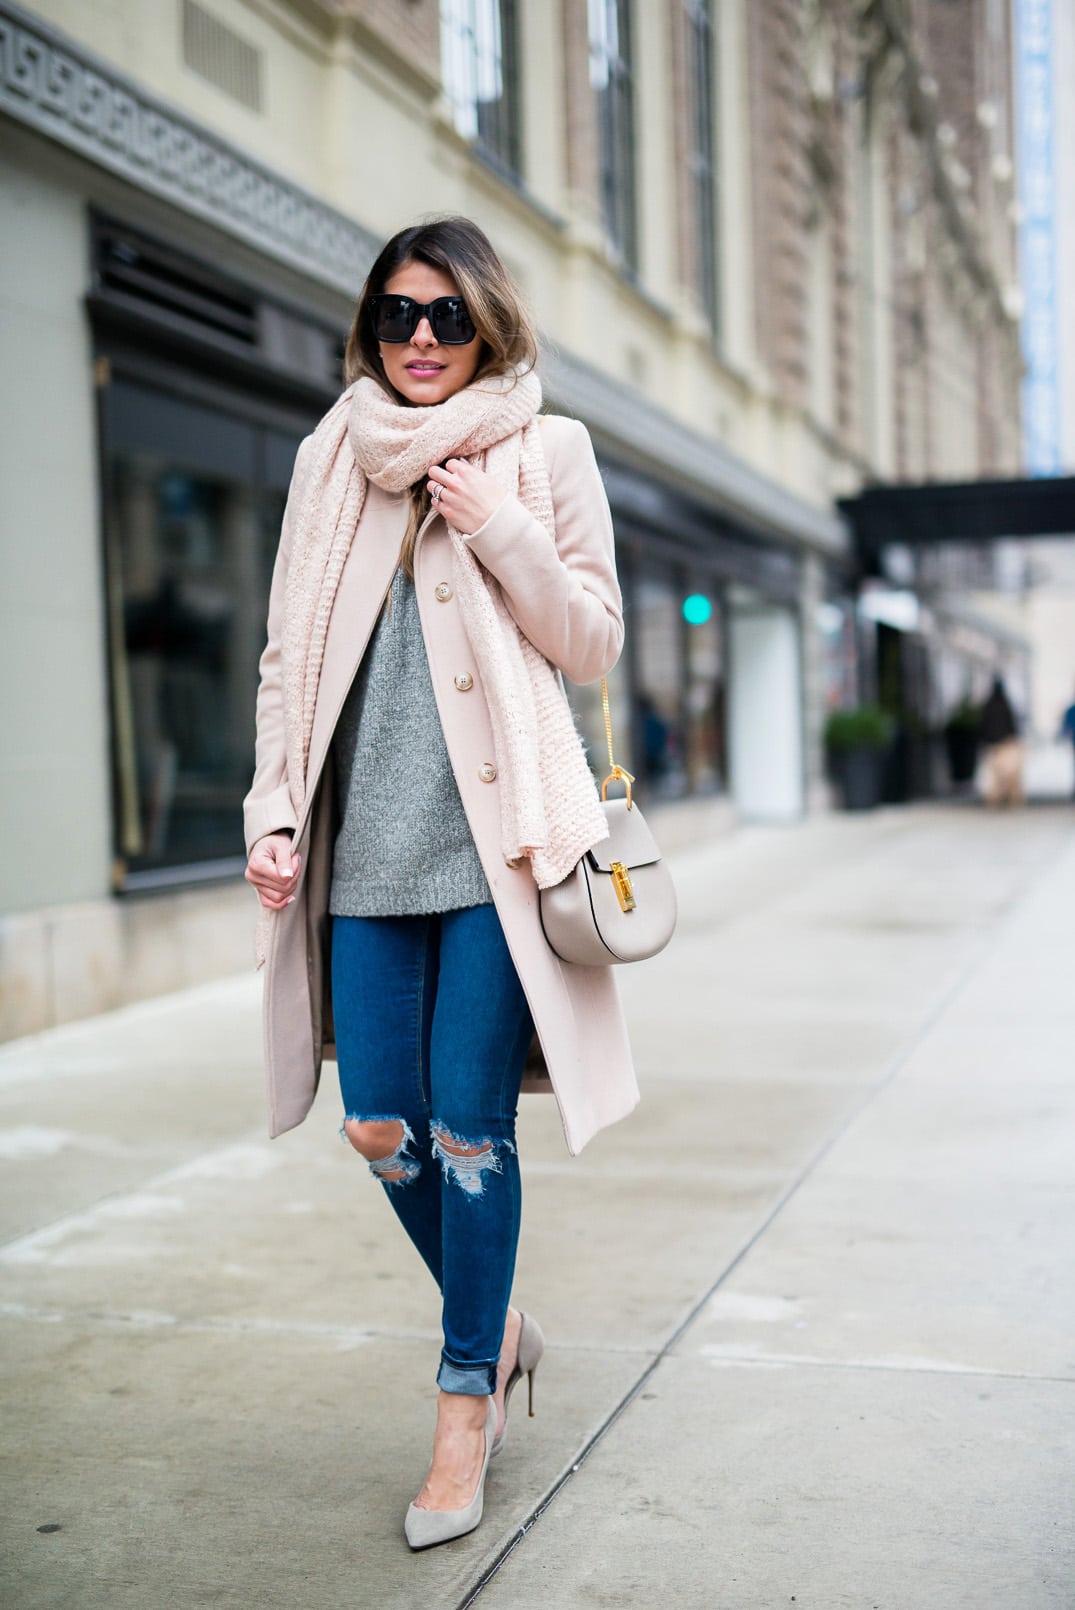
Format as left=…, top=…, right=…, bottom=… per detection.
left=244, top=414, right=639, bottom=1155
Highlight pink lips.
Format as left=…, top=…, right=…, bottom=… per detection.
left=407, top=363, right=444, bottom=373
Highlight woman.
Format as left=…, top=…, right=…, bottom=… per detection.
left=979, top=675, right=1023, bottom=807
left=243, top=217, right=638, bottom=1549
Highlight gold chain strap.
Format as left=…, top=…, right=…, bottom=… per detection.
left=600, top=676, right=635, bottom=808
left=601, top=676, right=616, bottom=772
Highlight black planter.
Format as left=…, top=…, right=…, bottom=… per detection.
left=831, top=746, right=886, bottom=810
left=945, top=727, right=980, bottom=785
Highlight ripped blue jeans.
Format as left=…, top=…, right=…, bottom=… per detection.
left=331, top=905, right=534, bottom=1396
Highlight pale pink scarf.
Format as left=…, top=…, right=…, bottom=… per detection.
left=259, top=368, right=607, bottom=958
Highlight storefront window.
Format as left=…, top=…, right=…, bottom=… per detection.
left=565, top=669, right=631, bottom=793
left=102, top=376, right=308, bottom=881
left=818, top=596, right=859, bottom=713
left=684, top=586, right=724, bottom=792
left=635, top=565, right=687, bottom=797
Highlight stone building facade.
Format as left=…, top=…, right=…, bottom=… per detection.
left=0, top=0, right=1023, bottom=1034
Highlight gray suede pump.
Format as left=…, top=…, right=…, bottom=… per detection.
left=404, top=1398, right=497, bottom=1551
left=491, top=1311, right=545, bottom=1459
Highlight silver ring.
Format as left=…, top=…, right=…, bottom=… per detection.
left=431, top=483, right=442, bottom=502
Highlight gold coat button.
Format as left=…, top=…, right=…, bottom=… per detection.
left=454, top=672, right=474, bottom=692
left=478, top=762, right=497, bottom=783
left=434, top=582, right=453, bottom=602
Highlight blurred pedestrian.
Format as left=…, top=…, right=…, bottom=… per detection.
left=979, top=675, right=1024, bottom=806
left=243, top=218, right=637, bottom=1550
left=1059, top=687, right=1075, bottom=799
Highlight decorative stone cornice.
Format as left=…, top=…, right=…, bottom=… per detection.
left=0, top=0, right=377, bottom=294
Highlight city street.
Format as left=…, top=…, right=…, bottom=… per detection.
left=1, top=802, right=1073, bottom=1610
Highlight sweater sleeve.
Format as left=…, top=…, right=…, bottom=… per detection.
left=462, top=416, right=624, bottom=686
left=242, top=433, right=314, bottom=855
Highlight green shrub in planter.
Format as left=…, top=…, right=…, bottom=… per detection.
left=824, top=705, right=895, bottom=752
left=943, top=698, right=981, bottom=736
left=825, top=705, right=894, bottom=810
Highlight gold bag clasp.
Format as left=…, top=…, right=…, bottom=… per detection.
left=601, top=766, right=635, bottom=810
left=610, top=861, right=636, bottom=913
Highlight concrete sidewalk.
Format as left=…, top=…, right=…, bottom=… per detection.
left=1, top=804, right=1073, bottom=1610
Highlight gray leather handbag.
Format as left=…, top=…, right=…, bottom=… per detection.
left=539, top=680, right=677, bottom=966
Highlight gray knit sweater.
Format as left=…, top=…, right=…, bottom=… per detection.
left=329, top=566, right=492, bottom=917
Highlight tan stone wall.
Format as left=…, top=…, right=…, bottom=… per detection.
left=828, top=5, right=863, bottom=458
left=745, top=0, right=811, bottom=409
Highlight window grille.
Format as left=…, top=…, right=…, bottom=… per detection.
left=441, top=0, right=522, bottom=175
left=181, top=0, right=263, bottom=112
left=686, top=0, right=720, bottom=332
left=589, top=0, right=638, bottom=270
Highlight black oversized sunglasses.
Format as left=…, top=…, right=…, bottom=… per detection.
left=367, top=293, right=477, bottom=345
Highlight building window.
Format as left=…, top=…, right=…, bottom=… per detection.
left=441, top=0, right=522, bottom=175
left=685, top=0, right=720, bottom=331
left=589, top=0, right=638, bottom=270
left=100, top=375, right=311, bottom=883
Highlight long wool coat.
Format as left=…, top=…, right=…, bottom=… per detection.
left=244, top=413, right=639, bottom=1155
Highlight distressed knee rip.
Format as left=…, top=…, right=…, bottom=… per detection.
left=339, top=1115, right=420, bottom=1186
left=430, top=1122, right=514, bottom=1200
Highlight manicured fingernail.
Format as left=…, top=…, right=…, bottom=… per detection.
left=286, top=896, right=296, bottom=905
left=282, top=868, right=293, bottom=878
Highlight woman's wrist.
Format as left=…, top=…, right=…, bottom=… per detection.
left=461, top=490, right=513, bottom=543
left=252, top=827, right=294, bottom=856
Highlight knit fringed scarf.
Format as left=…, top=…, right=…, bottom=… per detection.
left=255, top=369, right=608, bottom=967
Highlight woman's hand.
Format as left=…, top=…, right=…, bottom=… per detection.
left=427, top=458, right=508, bottom=536
left=245, top=832, right=300, bottom=910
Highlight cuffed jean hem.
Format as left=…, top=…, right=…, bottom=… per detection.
left=437, top=1355, right=497, bottom=1396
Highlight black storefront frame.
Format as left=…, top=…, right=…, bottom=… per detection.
left=88, top=210, right=343, bottom=894
left=94, top=348, right=327, bottom=893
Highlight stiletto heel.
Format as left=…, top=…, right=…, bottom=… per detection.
left=404, top=1398, right=496, bottom=1551
left=491, top=1311, right=544, bottom=1458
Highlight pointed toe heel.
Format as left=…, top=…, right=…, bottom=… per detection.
left=404, top=1399, right=496, bottom=1552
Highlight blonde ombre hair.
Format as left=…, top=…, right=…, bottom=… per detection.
left=344, top=216, right=539, bottom=576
